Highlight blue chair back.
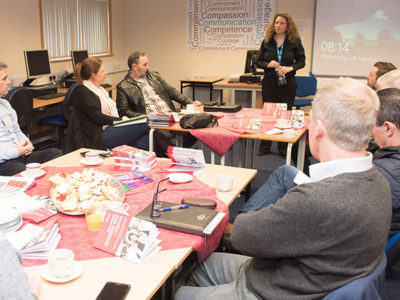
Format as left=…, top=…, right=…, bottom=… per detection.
left=5, top=86, right=34, bottom=136
left=385, top=231, right=400, bottom=274
left=323, top=254, right=386, bottom=300
left=62, top=82, right=78, bottom=122
left=295, top=73, right=317, bottom=98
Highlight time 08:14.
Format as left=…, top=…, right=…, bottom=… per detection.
left=321, top=41, right=349, bottom=53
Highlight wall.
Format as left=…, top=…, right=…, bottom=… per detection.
left=0, top=0, right=128, bottom=87
left=123, top=0, right=315, bottom=103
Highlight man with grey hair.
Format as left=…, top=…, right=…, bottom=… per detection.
left=0, top=63, right=61, bottom=176
left=376, top=69, right=400, bottom=91
left=116, top=51, right=201, bottom=155
left=175, top=78, right=392, bottom=299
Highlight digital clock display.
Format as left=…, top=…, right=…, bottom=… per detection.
left=321, top=41, right=349, bottom=53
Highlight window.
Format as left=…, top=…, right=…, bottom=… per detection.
left=40, top=0, right=111, bottom=60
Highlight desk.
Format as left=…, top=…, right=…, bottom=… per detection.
left=180, top=77, right=224, bottom=102
left=213, top=80, right=262, bottom=108
left=24, top=149, right=257, bottom=299
left=33, top=85, right=116, bottom=109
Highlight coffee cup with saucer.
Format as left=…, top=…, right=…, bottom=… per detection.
left=41, top=248, right=83, bottom=283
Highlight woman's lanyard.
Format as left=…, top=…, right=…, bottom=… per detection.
left=276, top=40, right=284, bottom=64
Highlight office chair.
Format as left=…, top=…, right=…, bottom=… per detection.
left=293, top=72, right=317, bottom=109
left=385, top=231, right=400, bottom=276
left=323, top=254, right=386, bottom=300
left=5, top=86, right=34, bottom=136
left=37, top=82, right=78, bottom=150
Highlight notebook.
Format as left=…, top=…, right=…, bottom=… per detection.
left=136, top=201, right=225, bottom=236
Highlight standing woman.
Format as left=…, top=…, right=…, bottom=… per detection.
left=256, top=12, right=305, bottom=156
left=67, top=57, right=149, bottom=151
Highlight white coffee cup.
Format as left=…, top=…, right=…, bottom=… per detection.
left=283, top=129, right=296, bottom=139
left=25, top=163, right=42, bottom=177
left=85, top=151, right=99, bottom=163
left=186, top=104, right=195, bottom=112
left=47, top=248, right=75, bottom=278
left=104, top=201, right=130, bottom=215
left=276, top=119, right=291, bottom=128
left=216, top=174, right=233, bottom=192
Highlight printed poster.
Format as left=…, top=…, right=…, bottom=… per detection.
left=187, top=0, right=275, bottom=51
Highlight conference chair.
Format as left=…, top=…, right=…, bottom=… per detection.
left=37, top=82, right=78, bottom=150
left=5, top=86, right=34, bottom=137
left=293, top=72, right=317, bottom=109
left=385, top=231, right=400, bottom=276
left=323, top=254, right=386, bottom=300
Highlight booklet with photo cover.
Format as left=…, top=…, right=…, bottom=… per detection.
left=136, top=201, right=226, bottom=236
left=94, top=210, right=161, bottom=263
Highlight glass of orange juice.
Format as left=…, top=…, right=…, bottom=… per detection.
left=85, top=209, right=103, bottom=231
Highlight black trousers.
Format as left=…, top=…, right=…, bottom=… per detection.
left=261, top=72, right=297, bottom=110
left=0, top=148, right=62, bottom=176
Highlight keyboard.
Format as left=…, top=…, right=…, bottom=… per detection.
left=101, top=83, right=112, bottom=88
left=37, top=92, right=66, bottom=100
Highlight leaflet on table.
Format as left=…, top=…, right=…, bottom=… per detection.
left=262, top=102, right=287, bottom=115
left=113, top=115, right=147, bottom=127
left=166, top=147, right=206, bottom=174
left=94, top=210, right=161, bottom=263
left=0, top=192, right=43, bottom=214
left=6, top=218, right=60, bottom=255
left=115, top=172, right=153, bottom=191
left=0, top=176, right=35, bottom=199
left=21, top=195, right=58, bottom=223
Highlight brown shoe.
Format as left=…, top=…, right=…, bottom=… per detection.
left=258, top=140, right=271, bottom=156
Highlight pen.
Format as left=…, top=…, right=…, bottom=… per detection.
left=158, top=204, right=189, bottom=212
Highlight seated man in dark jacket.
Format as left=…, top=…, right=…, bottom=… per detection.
left=373, top=88, right=400, bottom=236
left=116, top=51, right=200, bottom=155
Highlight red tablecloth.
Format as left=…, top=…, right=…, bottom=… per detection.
left=22, top=161, right=228, bottom=267
left=189, top=108, right=309, bottom=156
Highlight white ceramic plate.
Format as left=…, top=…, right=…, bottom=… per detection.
left=168, top=173, right=193, bottom=184
left=20, top=169, right=46, bottom=179
left=40, top=261, right=83, bottom=283
left=80, top=158, right=104, bottom=166
left=275, top=124, right=292, bottom=129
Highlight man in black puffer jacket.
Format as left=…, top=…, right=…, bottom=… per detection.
left=373, top=88, right=400, bottom=236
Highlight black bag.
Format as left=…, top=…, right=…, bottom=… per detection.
left=179, top=113, right=218, bottom=129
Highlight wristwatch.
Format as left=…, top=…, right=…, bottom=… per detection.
left=289, top=66, right=294, bottom=71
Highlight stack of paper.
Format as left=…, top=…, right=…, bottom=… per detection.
left=148, top=112, right=176, bottom=127
left=0, top=176, right=34, bottom=200
left=166, top=146, right=206, bottom=175
left=94, top=210, right=161, bottom=263
left=113, top=145, right=157, bottom=171
left=6, top=219, right=60, bottom=259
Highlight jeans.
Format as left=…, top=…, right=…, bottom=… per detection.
left=239, top=165, right=298, bottom=214
left=174, top=253, right=258, bottom=300
left=103, top=122, right=149, bottom=150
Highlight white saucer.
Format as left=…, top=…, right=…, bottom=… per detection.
left=168, top=173, right=193, bottom=184
left=80, top=158, right=104, bottom=166
left=40, top=261, right=83, bottom=283
left=275, top=124, right=292, bottom=129
left=21, top=169, right=46, bottom=179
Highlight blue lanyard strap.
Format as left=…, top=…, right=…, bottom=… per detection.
left=276, top=40, right=284, bottom=64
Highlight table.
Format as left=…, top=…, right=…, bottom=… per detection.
left=212, top=80, right=263, bottom=108
left=24, top=149, right=257, bottom=299
left=33, top=85, right=116, bottom=109
left=149, top=122, right=307, bottom=171
left=180, top=77, right=224, bottom=103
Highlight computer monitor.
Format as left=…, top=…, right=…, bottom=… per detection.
left=244, top=50, right=263, bottom=75
left=71, top=50, right=88, bottom=67
left=24, top=49, right=51, bottom=79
